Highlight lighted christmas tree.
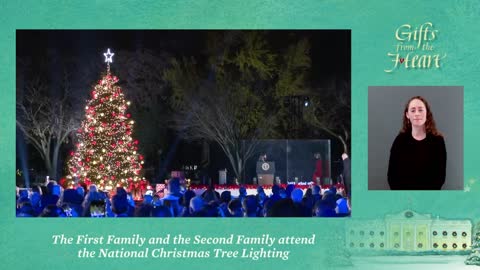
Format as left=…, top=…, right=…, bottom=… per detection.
left=466, top=222, right=480, bottom=265
left=66, top=49, right=145, bottom=191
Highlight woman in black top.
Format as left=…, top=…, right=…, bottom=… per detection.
left=388, top=96, right=446, bottom=190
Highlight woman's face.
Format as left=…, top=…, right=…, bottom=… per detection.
left=406, top=98, right=427, bottom=128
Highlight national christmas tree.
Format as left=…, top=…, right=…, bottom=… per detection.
left=466, top=222, right=480, bottom=265
left=66, top=49, right=144, bottom=191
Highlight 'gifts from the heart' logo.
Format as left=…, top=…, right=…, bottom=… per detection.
left=385, top=22, right=446, bottom=73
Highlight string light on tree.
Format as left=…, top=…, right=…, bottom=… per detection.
left=67, top=49, right=145, bottom=191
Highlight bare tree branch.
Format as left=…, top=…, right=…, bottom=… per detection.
left=16, top=72, right=81, bottom=178
left=304, top=81, right=351, bottom=154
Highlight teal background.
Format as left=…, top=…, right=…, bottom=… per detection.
left=1, top=1, right=479, bottom=269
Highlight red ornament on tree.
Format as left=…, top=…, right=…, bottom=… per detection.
left=67, top=51, right=144, bottom=191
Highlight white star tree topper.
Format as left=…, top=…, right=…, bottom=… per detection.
left=104, top=48, right=114, bottom=63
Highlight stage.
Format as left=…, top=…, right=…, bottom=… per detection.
left=178, top=183, right=345, bottom=197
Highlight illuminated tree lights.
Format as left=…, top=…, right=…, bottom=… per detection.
left=67, top=49, right=144, bottom=191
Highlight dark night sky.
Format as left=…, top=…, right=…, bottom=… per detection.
left=17, top=30, right=350, bottom=86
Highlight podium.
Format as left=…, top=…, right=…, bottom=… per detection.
left=256, top=161, right=275, bottom=185
left=219, top=169, right=227, bottom=185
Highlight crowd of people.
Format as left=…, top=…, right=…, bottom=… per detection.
left=16, top=178, right=351, bottom=218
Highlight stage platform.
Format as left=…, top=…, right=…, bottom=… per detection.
left=186, top=183, right=345, bottom=197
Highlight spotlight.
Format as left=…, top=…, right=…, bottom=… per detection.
left=304, top=97, right=310, bottom=107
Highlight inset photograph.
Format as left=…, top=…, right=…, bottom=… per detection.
left=368, top=86, right=463, bottom=190
left=16, top=30, right=351, bottom=217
